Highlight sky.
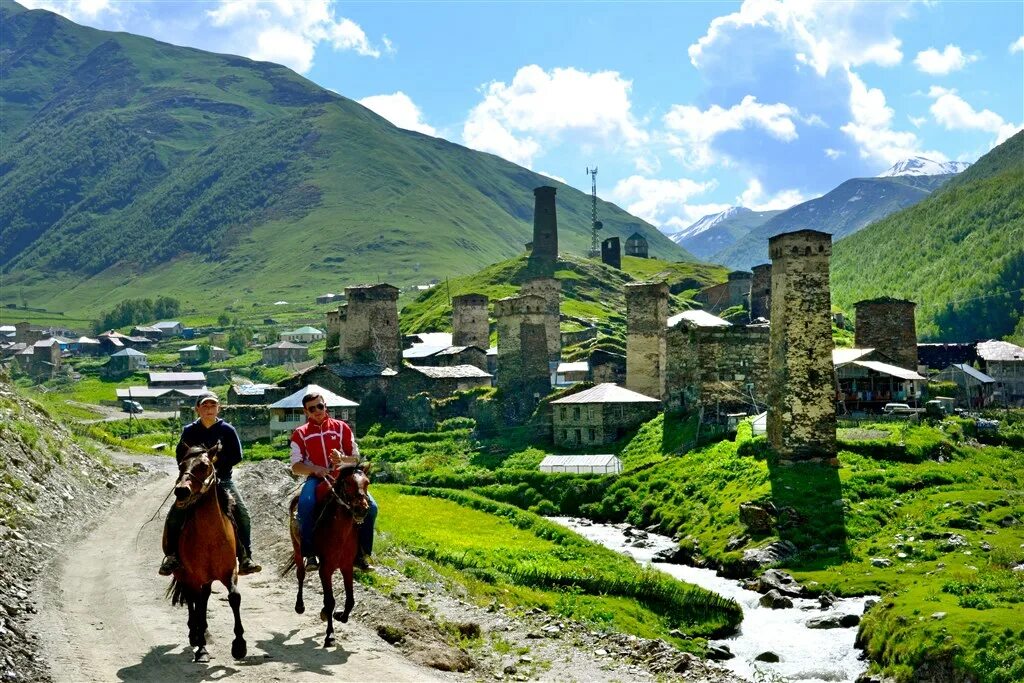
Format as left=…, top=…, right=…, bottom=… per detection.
left=20, top=0, right=1024, bottom=233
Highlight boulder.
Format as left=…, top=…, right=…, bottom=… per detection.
left=818, top=591, right=837, bottom=609
left=652, top=535, right=702, bottom=565
left=754, top=568, right=806, bottom=597
left=706, top=644, right=734, bottom=660
left=740, top=541, right=798, bottom=572
left=839, top=614, right=861, bottom=627
left=870, top=557, right=892, bottom=568
left=739, top=502, right=776, bottom=534
left=755, top=651, right=781, bottom=663
left=725, top=534, right=750, bottom=552
left=759, top=590, right=793, bottom=609
left=806, top=615, right=845, bottom=629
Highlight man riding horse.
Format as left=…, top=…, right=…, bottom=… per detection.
left=159, top=392, right=262, bottom=576
left=290, top=390, right=377, bottom=570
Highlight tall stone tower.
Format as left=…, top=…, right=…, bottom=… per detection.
left=767, top=230, right=836, bottom=459
left=520, top=277, right=561, bottom=362
left=530, top=186, right=558, bottom=267
left=854, top=298, right=918, bottom=370
left=452, top=293, right=490, bottom=349
left=625, top=282, right=669, bottom=400
left=337, top=284, right=401, bottom=368
left=494, top=294, right=551, bottom=419
left=601, top=236, right=621, bottom=269
left=750, top=263, right=772, bottom=320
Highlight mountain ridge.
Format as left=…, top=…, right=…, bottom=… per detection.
left=670, top=206, right=782, bottom=261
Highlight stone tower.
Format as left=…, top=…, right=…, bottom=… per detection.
left=625, top=281, right=669, bottom=400
left=336, top=283, right=401, bottom=368
left=854, top=298, right=918, bottom=370
left=452, top=293, right=490, bottom=349
left=767, top=230, right=836, bottom=459
left=530, top=186, right=558, bottom=267
left=601, top=236, right=621, bottom=269
left=520, top=277, right=561, bottom=362
left=750, top=263, right=772, bottom=321
left=494, top=294, right=551, bottom=415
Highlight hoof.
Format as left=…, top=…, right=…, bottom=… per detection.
left=231, top=638, right=247, bottom=660
left=334, top=611, right=348, bottom=624
left=194, top=647, right=210, bottom=663
left=324, top=635, right=335, bottom=648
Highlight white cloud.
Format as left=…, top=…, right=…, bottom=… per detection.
left=19, top=0, right=115, bottom=21
left=824, top=148, right=844, bottom=159
left=928, top=87, right=1022, bottom=145
left=840, top=70, right=946, bottom=165
left=462, top=65, right=648, bottom=168
left=204, top=0, right=384, bottom=73
left=663, top=95, right=800, bottom=168
left=608, top=175, right=716, bottom=227
left=908, top=115, right=927, bottom=128
left=689, top=0, right=906, bottom=77
left=1011, top=36, right=1024, bottom=54
left=737, top=178, right=807, bottom=211
left=538, top=171, right=567, bottom=184
left=358, top=92, right=437, bottom=136
left=913, top=45, right=977, bottom=75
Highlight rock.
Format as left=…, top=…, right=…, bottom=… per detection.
left=981, top=542, right=992, bottom=552
left=739, top=502, right=776, bottom=534
left=503, top=662, right=517, bottom=674
left=376, top=624, right=405, bottom=645
left=999, top=515, right=1019, bottom=528
left=818, top=591, right=837, bottom=609
left=755, top=651, right=781, bottom=662
left=725, top=534, right=750, bottom=552
left=455, top=622, right=481, bottom=639
left=943, top=534, right=969, bottom=551
left=840, top=614, right=861, bottom=627
left=754, top=568, right=805, bottom=597
left=931, top=612, right=946, bottom=620
left=807, top=615, right=845, bottom=629
left=759, top=590, right=794, bottom=609
left=864, top=598, right=879, bottom=611
left=673, top=652, right=698, bottom=673
left=706, top=644, right=734, bottom=660
left=519, top=654, right=533, bottom=663
left=871, top=557, right=893, bottom=568
left=740, top=540, right=798, bottom=572
left=652, top=535, right=701, bottom=565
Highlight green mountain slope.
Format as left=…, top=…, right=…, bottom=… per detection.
left=0, top=0, right=690, bottom=317
left=713, top=175, right=953, bottom=270
left=831, top=131, right=1024, bottom=341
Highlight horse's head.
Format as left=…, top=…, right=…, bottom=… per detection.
left=173, top=444, right=221, bottom=508
left=333, top=466, right=371, bottom=524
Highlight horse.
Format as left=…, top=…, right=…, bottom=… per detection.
left=287, top=465, right=371, bottom=648
left=165, top=444, right=246, bottom=663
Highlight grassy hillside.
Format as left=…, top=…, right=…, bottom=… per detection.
left=714, top=175, right=952, bottom=270
left=398, top=253, right=728, bottom=336
left=832, top=131, right=1024, bottom=341
left=0, top=0, right=689, bottom=319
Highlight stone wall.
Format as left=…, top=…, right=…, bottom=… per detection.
left=854, top=298, right=918, bottom=370
left=767, top=230, right=836, bottom=459
left=552, top=401, right=660, bottom=447
left=220, top=405, right=272, bottom=443
left=336, top=284, right=401, bottom=368
left=494, top=294, right=551, bottom=417
left=625, top=282, right=668, bottom=400
left=750, top=264, right=772, bottom=320
left=452, top=293, right=490, bottom=350
left=601, top=236, right=621, bottom=269
left=530, top=186, right=558, bottom=267
left=521, top=277, right=561, bottom=362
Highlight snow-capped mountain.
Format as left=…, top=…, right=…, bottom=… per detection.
left=878, top=156, right=971, bottom=178
left=668, top=206, right=783, bottom=260
left=670, top=206, right=749, bottom=241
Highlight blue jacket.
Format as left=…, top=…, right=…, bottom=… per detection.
left=175, top=418, right=243, bottom=480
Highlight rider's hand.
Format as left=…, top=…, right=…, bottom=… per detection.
left=329, top=449, right=343, bottom=467
left=316, top=464, right=330, bottom=478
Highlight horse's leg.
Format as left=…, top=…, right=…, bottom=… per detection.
left=319, top=567, right=336, bottom=648
left=194, top=584, right=212, bottom=663
left=227, top=576, right=246, bottom=660
left=186, top=598, right=198, bottom=648
left=335, top=565, right=355, bottom=625
left=295, top=558, right=306, bottom=615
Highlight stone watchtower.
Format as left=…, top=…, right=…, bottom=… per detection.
left=494, top=294, right=551, bottom=407
left=601, top=236, right=621, bottom=269
left=854, top=298, right=918, bottom=370
left=520, top=277, right=561, bottom=362
left=625, top=282, right=669, bottom=400
left=452, top=294, right=490, bottom=349
left=750, top=263, right=772, bottom=320
left=336, top=284, right=401, bottom=368
left=767, top=230, right=836, bottom=459
left=529, top=186, right=558, bottom=268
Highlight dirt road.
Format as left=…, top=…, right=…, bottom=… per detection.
left=31, top=458, right=453, bottom=683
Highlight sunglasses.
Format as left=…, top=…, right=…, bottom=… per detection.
left=305, top=403, right=326, bottom=411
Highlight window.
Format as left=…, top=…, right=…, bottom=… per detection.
left=573, top=406, right=581, bottom=420
left=560, top=406, right=567, bottom=420
left=574, top=429, right=582, bottom=444
left=588, top=428, right=596, bottom=442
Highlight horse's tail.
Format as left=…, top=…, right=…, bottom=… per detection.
left=279, top=554, right=297, bottom=578
left=165, top=578, right=188, bottom=607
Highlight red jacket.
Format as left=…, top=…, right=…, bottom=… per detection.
left=289, top=416, right=358, bottom=471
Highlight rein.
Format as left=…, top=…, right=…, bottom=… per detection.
left=177, top=452, right=219, bottom=509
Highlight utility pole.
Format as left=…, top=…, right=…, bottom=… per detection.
left=586, top=167, right=602, bottom=258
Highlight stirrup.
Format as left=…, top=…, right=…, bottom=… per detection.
left=304, top=556, right=319, bottom=571
left=354, top=555, right=373, bottom=572
left=238, top=557, right=262, bottom=576
left=158, top=554, right=179, bottom=576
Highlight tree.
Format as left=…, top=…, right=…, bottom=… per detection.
left=227, top=329, right=249, bottom=355
left=196, top=343, right=211, bottom=365
left=217, top=312, right=230, bottom=327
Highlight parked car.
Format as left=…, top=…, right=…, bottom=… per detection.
left=882, top=402, right=914, bottom=415
left=122, top=400, right=144, bottom=414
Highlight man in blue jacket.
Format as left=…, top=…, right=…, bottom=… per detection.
left=159, top=392, right=261, bottom=576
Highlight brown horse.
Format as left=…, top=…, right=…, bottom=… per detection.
left=166, top=444, right=246, bottom=663
left=288, top=466, right=371, bottom=648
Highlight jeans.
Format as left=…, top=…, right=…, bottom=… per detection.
left=298, top=477, right=377, bottom=557
left=163, top=479, right=252, bottom=558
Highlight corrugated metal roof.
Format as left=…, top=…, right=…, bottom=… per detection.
left=268, top=384, right=359, bottom=409
left=111, top=348, right=146, bottom=356
left=551, top=383, right=661, bottom=404
left=286, top=326, right=324, bottom=335
left=539, top=455, right=620, bottom=468
left=149, top=371, right=206, bottom=382
left=232, top=383, right=276, bottom=396
left=266, top=341, right=307, bottom=349
left=948, top=364, right=995, bottom=383
left=116, top=387, right=170, bottom=398
left=556, top=361, right=590, bottom=373
left=976, top=340, right=1024, bottom=362
left=667, top=310, right=731, bottom=329
left=76, top=336, right=100, bottom=344
left=403, top=344, right=449, bottom=359
left=853, top=360, right=926, bottom=381
left=180, top=344, right=225, bottom=352
left=152, top=321, right=182, bottom=329
left=409, top=364, right=492, bottom=379
left=833, top=347, right=875, bottom=364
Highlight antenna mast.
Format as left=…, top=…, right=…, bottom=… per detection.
left=586, top=166, right=602, bottom=258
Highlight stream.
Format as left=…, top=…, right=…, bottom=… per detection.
left=550, top=517, right=874, bottom=683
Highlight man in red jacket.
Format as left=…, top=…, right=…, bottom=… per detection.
left=290, top=391, right=377, bottom=569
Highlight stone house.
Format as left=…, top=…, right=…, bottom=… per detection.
left=179, top=344, right=229, bottom=364
left=976, top=340, right=1024, bottom=404
left=405, top=364, right=493, bottom=397
left=227, top=383, right=286, bottom=405
left=589, top=349, right=626, bottom=385
left=316, top=293, right=344, bottom=305
left=105, top=347, right=149, bottom=375
left=15, top=339, right=62, bottom=379
left=693, top=271, right=753, bottom=315
left=624, top=232, right=649, bottom=258
left=404, top=341, right=487, bottom=372
left=262, top=341, right=309, bottom=366
left=281, top=363, right=398, bottom=430
left=149, top=371, right=207, bottom=390
left=550, top=383, right=661, bottom=447
left=131, top=325, right=164, bottom=341
left=153, top=321, right=184, bottom=338
left=281, top=326, right=325, bottom=344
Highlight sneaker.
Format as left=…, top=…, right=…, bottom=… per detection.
left=354, top=555, right=373, bottom=572
left=304, top=556, right=319, bottom=571
left=238, top=557, right=262, bottom=576
left=158, top=555, right=179, bottom=576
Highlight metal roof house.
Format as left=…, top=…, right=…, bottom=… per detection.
left=550, top=383, right=661, bottom=447
left=976, top=340, right=1024, bottom=404
left=934, top=363, right=996, bottom=408
left=281, top=326, right=326, bottom=344
left=268, top=384, right=359, bottom=433
left=538, top=454, right=622, bottom=475
left=833, top=349, right=926, bottom=413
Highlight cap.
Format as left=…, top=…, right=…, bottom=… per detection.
left=196, top=392, right=220, bottom=407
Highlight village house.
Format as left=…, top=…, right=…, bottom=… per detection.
left=281, top=326, right=326, bottom=344
left=550, top=383, right=661, bottom=448
left=103, top=347, right=149, bottom=376
left=934, top=364, right=996, bottom=408
left=179, top=344, right=229, bottom=364
left=116, top=371, right=208, bottom=410
left=552, top=360, right=589, bottom=387
left=262, top=341, right=309, bottom=365
left=693, top=271, right=753, bottom=315
left=624, top=231, right=649, bottom=258
left=833, top=348, right=926, bottom=413
left=131, top=325, right=164, bottom=341
left=152, top=321, right=184, bottom=338
left=403, top=337, right=488, bottom=372
left=15, top=339, right=62, bottom=379
left=316, top=293, right=344, bottom=305
left=404, top=364, right=493, bottom=397
left=227, top=383, right=286, bottom=405
left=589, top=348, right=626, bottom=384
left=73, top=336, right=102, bottom=356
left=975, top=340, right=1024, bottom=405
left=268, top=384, right=358, bottom=434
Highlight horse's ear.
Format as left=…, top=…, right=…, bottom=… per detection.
left=359, top=461, right=372, bottom=477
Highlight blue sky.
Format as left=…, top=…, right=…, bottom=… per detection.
left=23, top=0, right=1024, bottom=231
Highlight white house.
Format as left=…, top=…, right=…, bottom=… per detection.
left=268, top=384, right=358, bottom=434
left=281, top=326, right=325, bottom=344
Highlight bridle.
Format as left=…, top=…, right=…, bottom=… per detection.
left=320, top=467, right=370, bottom=525
left=175, top=447, right=220, bottom=509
